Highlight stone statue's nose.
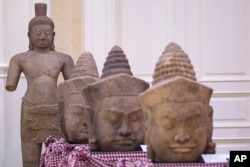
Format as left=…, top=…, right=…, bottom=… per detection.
left=40, top=32, right=46, bottom=39
left=174, top=129, right=190, bottom=143
left=118, top=119, right=132, bottom=136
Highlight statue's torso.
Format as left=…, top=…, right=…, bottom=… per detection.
left=18, top=51, right=67, bottom=105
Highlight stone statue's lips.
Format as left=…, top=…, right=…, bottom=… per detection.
left=80, top=125, right=88, bottom=132
left=169, top=145, right=196, bottom=153
left=80, top=130, right=88, bottom=133
left=115, top=140, right=135, bottom=145
left=38, top=41, right=49, bottom=45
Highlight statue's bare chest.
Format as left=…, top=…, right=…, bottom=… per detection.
left=20, top=53, right=64, bottom=78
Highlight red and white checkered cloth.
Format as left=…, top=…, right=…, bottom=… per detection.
left=40, top=136, right=229, bottom=167
left=40, top=136, right=151, bottom=167
left=153, top=163, right=228, bottom=167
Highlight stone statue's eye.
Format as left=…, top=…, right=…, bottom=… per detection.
left=129, top=110, right=142, bottom=122
left=160, top=116, right=175, bottom=129
left=163, top=119, right=175, bottom=129
left=45, top=31, right=50, bottom=35
left=35, top=31, right=41, bottom=35
left=108, top=113, right=120, bottom=124
left=186, top=116, right=201, bottom=128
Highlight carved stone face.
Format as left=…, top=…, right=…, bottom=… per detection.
left=94, top=96, right=144, bottom=151
left=147, top=101, right=208, bottom=162
left=29, top=24, right=54, bottom=49
left=64, top=93, right=88, bottom=143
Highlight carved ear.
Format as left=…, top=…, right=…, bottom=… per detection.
left=27, top=32, right=34, bottom=50
left=50, top=36, right=55, bottom=50
left=146, top=134, right=155, bottom=162
left=204, top=105, right=216, bottom=154
left=85, top=106, right=98, bottom=151
left=142, top=109, right=147, bottom=132
left=143, top=108, right=158, bottom=162
left=58, top=100, right=67, bottom=140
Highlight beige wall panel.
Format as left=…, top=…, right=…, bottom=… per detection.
left=50, top=0, right=83, bottom=63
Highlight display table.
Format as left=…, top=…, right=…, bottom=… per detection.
left=40, top=136, right=229, bottom=167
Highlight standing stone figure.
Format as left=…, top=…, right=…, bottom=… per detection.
left=58, top=52, right=99, bottom=144
left=82, top=46, right=149, bottom=151
left=140, top=42, right=216, bottom=163
left=5, top=3, right=74, bottom=167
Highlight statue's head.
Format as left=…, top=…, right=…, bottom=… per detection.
left=82, top=46, right=149, bottom=151
left=58, top=52, right=99, bottom=144
left=140, top=42, right=215, bottom=162
left=28, top=3, right=55, bottom=50
left=140, top=77, right=213, bottom=162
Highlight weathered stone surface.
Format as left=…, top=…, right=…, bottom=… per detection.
left=101, top=45, right=133, bottom=78
left=58, top=52, right=99, bottom=144
left=5, top=3, right=74, bottom=167
left=70, top=52, right=99, bottom=79
left=140, top=42, right=215, bottom=163
left=83, top=45, right=149, bottom=151
left=153, top=42, right=196, bottom=85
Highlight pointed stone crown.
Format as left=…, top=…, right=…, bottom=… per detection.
left=70, top=52, right=99, bottom=79
left=28, top=3, right=54, bottom=32
left=101, top=45, right=133, bottom=78
left=58, top=52, right=99, bottom=99
left=153, top=42, right=196, bottom=85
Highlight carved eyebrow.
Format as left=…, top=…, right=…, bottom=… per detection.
left=159, top=114, right=177, bottom=121
left=103, top=109, right=123, bottom=115
left=68, top=104, right=84, bottom=108
left=127, top=107, right=142, bottom=116
left=186, top=112, right=202, bottom=118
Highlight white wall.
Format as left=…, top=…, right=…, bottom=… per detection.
left=0, top=0, right=4, bottom=166
left=1, top=0, right=250, bottom=166
left=83, top=0, right=250, bottom=153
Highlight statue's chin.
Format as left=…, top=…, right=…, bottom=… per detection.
left=155, top=152, right=201, bottom=163
left=99, top=144, right=140, bottom=152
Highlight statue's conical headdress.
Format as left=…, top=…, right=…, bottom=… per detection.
left=101, top=45, right=133, bottom=78
left=28, top=3, right=54, bottom=31
left=70, top=52, right=99, bottom=79
left=153, top=42, right=196, bottom=85
left=140, top=42, right=212, bottom=107
left=58, top=52, right=99, bottom=100
left=83, top=45, right=149, bottom=110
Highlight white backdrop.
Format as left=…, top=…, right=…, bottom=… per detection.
left=1, top=0, right=250, bottom=166
left=83, top=0, right=250, bottom=154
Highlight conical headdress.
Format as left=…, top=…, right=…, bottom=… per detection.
left=28, top=3, right=54, bottom=32
left=70, top=52, right=99, bottom=79
left=101, top=45, right=133, bottom=78
left=58, top=52, right=99, bottom=99
left=153, top=42, right=196, bottom=85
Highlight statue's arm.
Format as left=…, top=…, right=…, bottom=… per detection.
left=5, top=56, right=22, bottom=91
left=62, top=55, right=74, bottom=80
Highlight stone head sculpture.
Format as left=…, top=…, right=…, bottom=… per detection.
left=140, top=42, right=216, bottom=162
left=83, top=46, right=149, bottom=151
left=28, top=3, right=55, bottom=50
left=58, top=52, right=99, bottom=143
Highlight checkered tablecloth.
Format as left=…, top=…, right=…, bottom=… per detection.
left=40, top=136, right=229, bottom=167
left=153, top=163, right=228, bottom=167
